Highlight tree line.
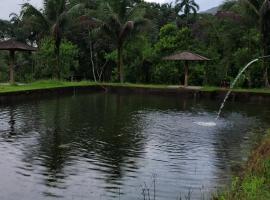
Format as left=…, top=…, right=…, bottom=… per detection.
left=0, top=0, right=270, bottom=88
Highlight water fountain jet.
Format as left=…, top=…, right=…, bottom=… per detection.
left=195, top=55, right=270, bottom=127
left=216, top=55, right=270, bottom=120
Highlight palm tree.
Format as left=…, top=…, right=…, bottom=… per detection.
left=175, top=0, right=199, bottom=25
left=21, top=0, right=81, bottom=79
left=100, top=0, right=148, bottom=83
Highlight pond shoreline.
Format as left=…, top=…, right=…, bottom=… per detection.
left=216, top=129, right=270, bottom=200
left=0, top=81, right=269, bottom=199
left=1, top=81, right=270, bottom=103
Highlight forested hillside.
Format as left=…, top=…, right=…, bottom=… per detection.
left=0, top=0, right=269, bottom=88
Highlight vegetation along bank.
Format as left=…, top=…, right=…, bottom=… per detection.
left=216, top=130, right=270, bottom=200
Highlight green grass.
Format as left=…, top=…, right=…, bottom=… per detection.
left=0, top=80, right=170, bottom=94
left=216, top=130, right=270, bottom=200
left=0, top=80, right=270, bottom=95
left=0, top=80, right=97, bottom=93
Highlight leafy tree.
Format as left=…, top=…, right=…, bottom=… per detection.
left=123, top=35, right=154, bottom=83
left=153, top=24, right=194, bottom=84
left=35, top=37, right=79, bottom=79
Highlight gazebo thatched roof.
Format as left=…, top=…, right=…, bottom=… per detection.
left=163, top=51, right=210, bottom=61
left=0, top=39, right=37, bottom=51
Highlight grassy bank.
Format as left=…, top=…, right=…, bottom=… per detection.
left=0, top=80, right=96, bottom=93
left=0, top=80, right=270, bottom=94
left=216, top=130, right=270, bottom=200
left=0, top=80, right=169, bottom=93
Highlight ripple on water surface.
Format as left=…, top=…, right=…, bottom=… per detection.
left=0, top=93, right=268, bottom=200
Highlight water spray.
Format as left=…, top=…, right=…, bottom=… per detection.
left=216, top=55, right=270, bottom=120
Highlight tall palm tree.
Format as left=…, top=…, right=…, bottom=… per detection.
left=21, top=0, right=81, bottom=79
left=100, top=0, right=148, bottom=83
left=175, top=0, right=199, bottom=25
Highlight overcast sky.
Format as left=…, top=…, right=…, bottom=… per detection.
left=0, top=0, right=224, bottom=20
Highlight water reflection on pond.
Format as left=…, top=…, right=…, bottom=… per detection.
left=0, top=92, right=269, bottom=200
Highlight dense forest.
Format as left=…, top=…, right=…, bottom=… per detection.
left=0, top=0, right=270, bottom=88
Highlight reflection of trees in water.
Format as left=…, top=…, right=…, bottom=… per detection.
left=2, top=101, right=42, bottom=136
left=67, top=93, right=147, bottom=184
left=9, top=93, right=147, bottom=190
left=37, top=97, right=71, bottom=182
left=8, top=107, right=15, bottom=135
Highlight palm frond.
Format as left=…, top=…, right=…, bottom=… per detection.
left=119, top=21, right=134, bottom=45
left=102, top=3, right=122, bottom=36
left=191, top=0, right=200, bottom=11
left=22, top=3, right=49, bottom=29
left=126, top=5, right=146, bottom=22
left=240, top=0, right=260, bottom=16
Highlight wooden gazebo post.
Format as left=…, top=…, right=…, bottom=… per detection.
left=184, top=60, right=189, bottom=87
left=0, top=39, right=37, bottom=84
left=9, top=50, right=15, bottom=84
left=163, top=51, right=210, bottom=87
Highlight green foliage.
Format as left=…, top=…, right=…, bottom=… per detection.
left=152, top=24, right=200, bottom=84
left=219, top=174, right=270, bottom=200
left=217, top=130, right=270, bottom=200
left=155, top=24, right=192, bottom=56
left=0, top=0, right=269, bottom=88
left=124, top=35, right=154, bottom=83
left=35, top=37, right=79, bottom=79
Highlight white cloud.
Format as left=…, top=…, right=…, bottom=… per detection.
left=145, top=0, right=223, bottom=11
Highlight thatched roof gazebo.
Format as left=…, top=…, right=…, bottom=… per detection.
left=0, top=39, right=37, bottom=84
left=163, top=51, right=210, bottom=87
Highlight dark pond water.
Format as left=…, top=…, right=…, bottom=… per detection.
left=0, top=92, right=269, bottom=200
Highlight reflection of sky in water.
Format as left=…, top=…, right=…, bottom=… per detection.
left=0, top=93, right=268, bottom=200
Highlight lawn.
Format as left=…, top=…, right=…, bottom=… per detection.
left=0, top=80, right=270, bottom=95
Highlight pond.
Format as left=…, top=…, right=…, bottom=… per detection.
left=0, top=92, right=269, bottom=200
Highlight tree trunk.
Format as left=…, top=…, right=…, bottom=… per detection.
left=54, top=37, right=61, bottom=80
left=117, top=45, right=124, bottom=83
left=184, top=61, right=189, bottom=87
left=89, top=39, right=97, bottom=82
left=56, top=52, right=60, bottom=80
left=88, top=30, right=97, bottom=82
left=9, top=51, right=15, bottom=84
left=263, top=43, right=270, bottom=87
left=264, top=60, right=270, bottom=87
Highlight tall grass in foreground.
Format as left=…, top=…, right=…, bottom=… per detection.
left=215, top=130, right=270, bottom=200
